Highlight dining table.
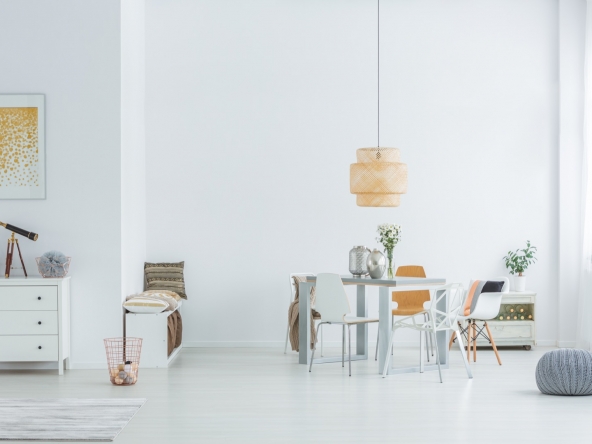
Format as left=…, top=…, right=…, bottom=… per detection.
left=299, top=275, right=448, bottom=375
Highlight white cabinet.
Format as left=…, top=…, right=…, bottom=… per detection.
left=476, top=290, right=536, bottom=349
left=0, top=277, right=70, bottom=374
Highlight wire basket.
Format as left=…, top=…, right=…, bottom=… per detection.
left=103, top=337, right=142, bottom=386
left=35, top=257, right=71, bottom=278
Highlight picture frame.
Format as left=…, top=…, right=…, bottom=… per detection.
left=0, top=94, right=45, bottom=199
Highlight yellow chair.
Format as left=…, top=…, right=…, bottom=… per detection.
left=375, top=265, right=434, bottom=360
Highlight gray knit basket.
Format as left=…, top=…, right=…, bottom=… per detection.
left=536, top=349, right=592, bottom=396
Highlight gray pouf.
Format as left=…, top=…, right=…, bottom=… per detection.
left=536, top=349, right=592, bottom=396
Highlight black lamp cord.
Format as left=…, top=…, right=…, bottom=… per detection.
left=377, top=0, right=380, bottom=148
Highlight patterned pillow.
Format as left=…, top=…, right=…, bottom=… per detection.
left=126, top=292, right=178, bottom=311
left=144, top=262, right=187, bottom=299
left=142, top=289, right=182, bottom=301
left=123, top=297, right=168, bottom=314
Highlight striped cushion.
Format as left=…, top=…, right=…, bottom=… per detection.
left=463, top=280, right=505, bottom=316
left=144, top=262, right=187, bottom=300
left=126, top=292, right=178, bottom=311
left=123, top=297, right=168, bottom=314
left=142, top=290, right=182, bottom=301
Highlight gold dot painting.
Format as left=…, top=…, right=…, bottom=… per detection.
left=0, top=95, right=45, bottom=199
left=0, top=108, right=39, bottom=187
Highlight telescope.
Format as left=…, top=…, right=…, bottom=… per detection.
left=0, top=221, right=38, bottom=278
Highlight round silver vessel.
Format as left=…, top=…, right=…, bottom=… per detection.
left=367, top=249, right=386, bottom=279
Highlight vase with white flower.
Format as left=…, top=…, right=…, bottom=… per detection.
left=376, top=223, right=402, bottom=279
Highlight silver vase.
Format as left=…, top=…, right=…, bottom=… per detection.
left=349, top=246, right=371, bottom=277
left=367, top=249, right=386, bottom=279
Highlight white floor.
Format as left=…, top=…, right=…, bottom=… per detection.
left=0, top=346, right=589, bottom=443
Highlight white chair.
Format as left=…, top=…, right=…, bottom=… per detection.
left=453, top=277, right=509, bottom=365
left=382, top=283, right=472, bottom=382
left=309, top=273, right=378, bottom=376
left=284, top=273, right=324, bottom=356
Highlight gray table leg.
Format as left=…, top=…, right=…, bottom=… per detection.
left=356, top=285, right=368, bottom=357
left=298, top=282, right=312, bottom=365
left=377, top=286, right=391, bottom=373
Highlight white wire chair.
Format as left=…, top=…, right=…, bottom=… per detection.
left=382, top=283, right=473, bottom=382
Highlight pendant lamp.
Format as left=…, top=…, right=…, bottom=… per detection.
left=350, top=0, right=407, bottom=207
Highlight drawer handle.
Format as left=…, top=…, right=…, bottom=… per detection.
left=37, top=297, right=41, bottom=300
left=38, top=321, right=42, bottom=325
left=38, top=346, right=42, bottom=350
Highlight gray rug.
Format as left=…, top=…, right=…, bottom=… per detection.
left=0, top=398, right=146, bottom=441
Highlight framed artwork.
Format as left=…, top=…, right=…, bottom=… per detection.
left=0, top=95, right=45, bottom=199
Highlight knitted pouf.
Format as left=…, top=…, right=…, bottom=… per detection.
left=536, top=349, right=592, bottom=396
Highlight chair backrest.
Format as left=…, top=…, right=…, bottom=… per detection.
left=464, top=276, right=510, bottom=319
left=393, top=265, right=430, bottom=309
left=288, top=273, right=314, bottom=303
left=426, top=283, right=466, bottom=331
left=314, top=273, right=351, bottom=323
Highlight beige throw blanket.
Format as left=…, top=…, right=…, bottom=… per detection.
left=288, top=275, right=319, bottom=351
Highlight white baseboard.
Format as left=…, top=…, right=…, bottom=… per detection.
left=536, top=340, right=558, bottom=347
left=68, top=362, right=106, bottom=369
left=557, top=341, right=576, bottom=348
left=182, top=341, right=419, bottom=348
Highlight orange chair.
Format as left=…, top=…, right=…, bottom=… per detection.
left=375, top=265, right=434, bottom=360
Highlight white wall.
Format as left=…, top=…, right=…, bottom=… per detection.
left=558, top=0, right=585, bottom=348
left=121, top=0, right=147, bottom=300
left=145, top=0, right=560, bottom=346
left=0, top=0, right=123, bottom=365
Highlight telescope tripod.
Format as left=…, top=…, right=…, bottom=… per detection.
left=5, top=232, right=27, bottom=278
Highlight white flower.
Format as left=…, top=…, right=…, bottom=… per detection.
left=376, top=223, right=402, bottom=254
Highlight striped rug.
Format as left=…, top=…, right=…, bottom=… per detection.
left=0, top=398, right=146, bottom=441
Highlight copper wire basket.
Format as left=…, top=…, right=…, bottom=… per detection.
left=104, top=337, right=142, bottom=386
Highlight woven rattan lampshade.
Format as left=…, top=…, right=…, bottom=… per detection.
left=350, top=147, right=407, bottom=207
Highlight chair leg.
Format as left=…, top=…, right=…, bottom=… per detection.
left=320, top=324, right=324, bottom=357
left=284, top=322, right=290, bottom=354
left=375, top=328, right=379, bottom=361
left=342, top=325, right=345, bottom=368
left=472, top=320, right=477, bottom=362
left=382, top=327, right=397, bottom=377
left=484, top=321, right=502, bottom=365
left=309, top=323, right=322, bottom=372
left=466, top=321, right=471, bottom=361
left=419, top=328, right=424, bottom=373
left=454, top=327, right=473, bottom=379
left=448, top=331, right=456, bottom=350
left=423, top=314, right=430, bottom=363
left=348, top=325, right=352, bottom=377
left=430, top=322, right=442, bottom=383
left=425, top=313, right=434, bottom=358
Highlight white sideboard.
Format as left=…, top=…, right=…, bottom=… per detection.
left=0, top=277, right=71, bottom=374
left=475, top=290, right=536, bottom=349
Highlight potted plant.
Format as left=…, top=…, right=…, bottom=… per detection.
left=503, top=240, right=537, bottom=292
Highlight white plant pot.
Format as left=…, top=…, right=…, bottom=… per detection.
left=513, top=275, right=526, bottom=292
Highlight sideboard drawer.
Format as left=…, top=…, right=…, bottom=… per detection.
left=0, top=286, right=57, bottom=311
left=487, top=322, right=534, bottom=340
left=0, top=335, right=58, bottom=361
left=0, top=311, right=58, bottom=335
